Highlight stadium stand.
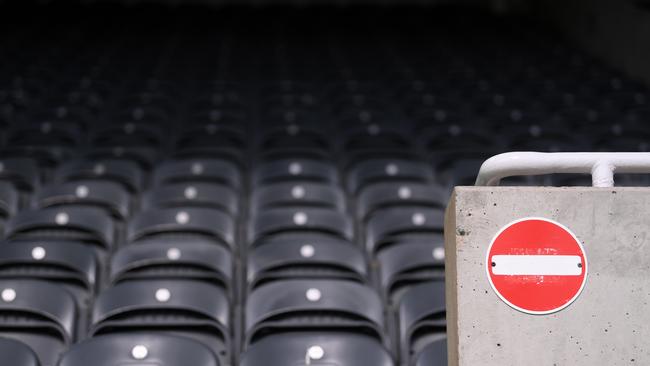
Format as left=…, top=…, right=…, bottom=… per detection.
left=0, top=2, right=648, bottom=365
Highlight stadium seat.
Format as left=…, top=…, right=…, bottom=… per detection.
left=0, top=337, right=40, bottom=366
left=378, top=240, right=445, bottom=302
left=247, top=239, right=368, bottom=289
left=91, top=280, right=231, bottom=364
left=240, top=332, right=395, bottom=366
left=34, top=181, right=131, bottom=221
left=55, top=159, right=143, bottom=193
left=128, top=208, right=235, bottom=249
left=5, top=207, right=115, bottom=250
left=141, top=183, right=239, bottom=216
left=252, top=159, right=338, bottom=186
left=0, top=241, right=98, bottom=301
left=244, top=279, right=385, bottom=346
left=365, top=207, right=444, bottom=253
left=110, top=239, right=233, bottom=295
left=251, top=182, right=345, bottom=212
left=398, top=281, right=446, bottom=365
left=414, top=338, right=448, bottom=366
left=248, top=207, right=354, bottom=244
left=0, top=280, right=77, bottom=366
left=58, top=334, right=220, bottom=366
left=153, top=159, right=242, bottom=190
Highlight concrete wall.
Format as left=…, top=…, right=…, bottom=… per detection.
left=445, top=186, right=650, bottom=365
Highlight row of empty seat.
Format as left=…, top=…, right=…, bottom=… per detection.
left=0, top=4, right=648, bottom=366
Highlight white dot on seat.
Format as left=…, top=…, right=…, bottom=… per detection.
left=398, top=186, right=412, bottom=199
left=305, top=288, right=322, bottom=302
left=184, top=186, right=198, bottom=200
left=167, top=248, right=181, bottom=261
left=385, top=163, right=399, bottom=176
left=76, top=185, right=89, bottom=198
left=300, top=244, right=315, bottom=258
left=448, top=124, right=461, bottom=136
left=291, top=185, right=306, bottom=199
left=31, top=246, right=46, bottom=260
left=155, top=288, right=171, bottom=303
left=191, top=162, right=204, bottom=175
left=287, top=124, right=300, bottom=135
left=529, top=125, right=542, bottom=137
left=359, top=110, right=371, bottom=123
left=1, top=288, right=16, bottom=303
left=41, top=122, right=52, bottom=133
left=412, top=212, right=426, bottom=226
left=434, top=109, right=447, bottom=122
left=367, top=124, right=380, bottom=135
left=55, top=212, right=69, bottom=225
left=176, top=211, right=190, bottom=225
left=124, top=123, right=135, bottom=134
left=131, top=345, right=149, bottom=360
left=433, top=247, right=445, bottom=260
left=293, top=212, right=308, bottom=226
left=93, top=164, right=105, bottom=175
left=307, top=345, right=325, bottom=361
left=206, top=124, right=218, bottom=134
left=289, top=162, right=302, bottom=175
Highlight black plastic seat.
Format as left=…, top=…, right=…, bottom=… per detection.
left=505, top=124, right=589, bottom=152
left=0, top=337, right=40, bottom=366
left=251, top=182, right=345, bottom=212
left=5, top=207, right=115, bottom=250
left=110, top=239, right=232, bottom=295
left=252, top=158, right=338, bottom=186
left=0, top=241, right=98, bottom=302
left=34, top=181, right=130, bottom=221
left=414, top=338, right=447, bottom=366
left=0, top=280, right=77, bottom=366
left=58, top=333, right=220, bottom=366
left=422, top=124, right=504, bottom=153
left=0, top=181, right=18, bottom=221
left=83, top=146, right=158, bottom=171
left=342, top=125, right=410, bottom=153
left=141, top=183, right=238, bottom=217
left=0, top=147, right=70, bottom=175
left=398, top=281, right=446, bottom=365
left=128, top=208, right=235, bottom=250
left=356, top=182, right=447, bottom=222
left=176, top=124, right=245, bottom=151
left=91, top=279, right=230, bottom=364
left=377, top=240, right=445, bottom=303
left=346, top=158, right=434, bottom=195
left=244, top=279, right=385, bottom=346
left=249, top=208, right=353, bottom=245
left=91, top=123, right=164, bottom=149
left=153, top=159, right=241, bottom=190
left=6, top=121, right=81, bottom=148
left=365, top=207, right=444, bottom=253
left=55, top=159, right=143, bottom=193
left=259, top=125, right=329, bottom=151
left=240, top=332, right=395, bottom=366
left=0, top=158, right=39, bottom=194
left=172, top=146, right=246, bottom=170
left=247, top=239, right=367, bottom=290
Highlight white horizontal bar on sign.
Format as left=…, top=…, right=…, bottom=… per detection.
left=491, top=255, right=582, bottom=276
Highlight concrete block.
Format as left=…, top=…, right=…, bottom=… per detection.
left=445, top=186, right=650, bottom=365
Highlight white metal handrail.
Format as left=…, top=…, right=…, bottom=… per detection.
left=475, top=152, right=650, bottom=187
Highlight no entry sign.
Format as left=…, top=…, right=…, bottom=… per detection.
left=486, top=217, right=588, bottom=315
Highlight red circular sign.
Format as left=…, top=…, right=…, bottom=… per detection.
left=486, top=217, right=588, bottom=315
